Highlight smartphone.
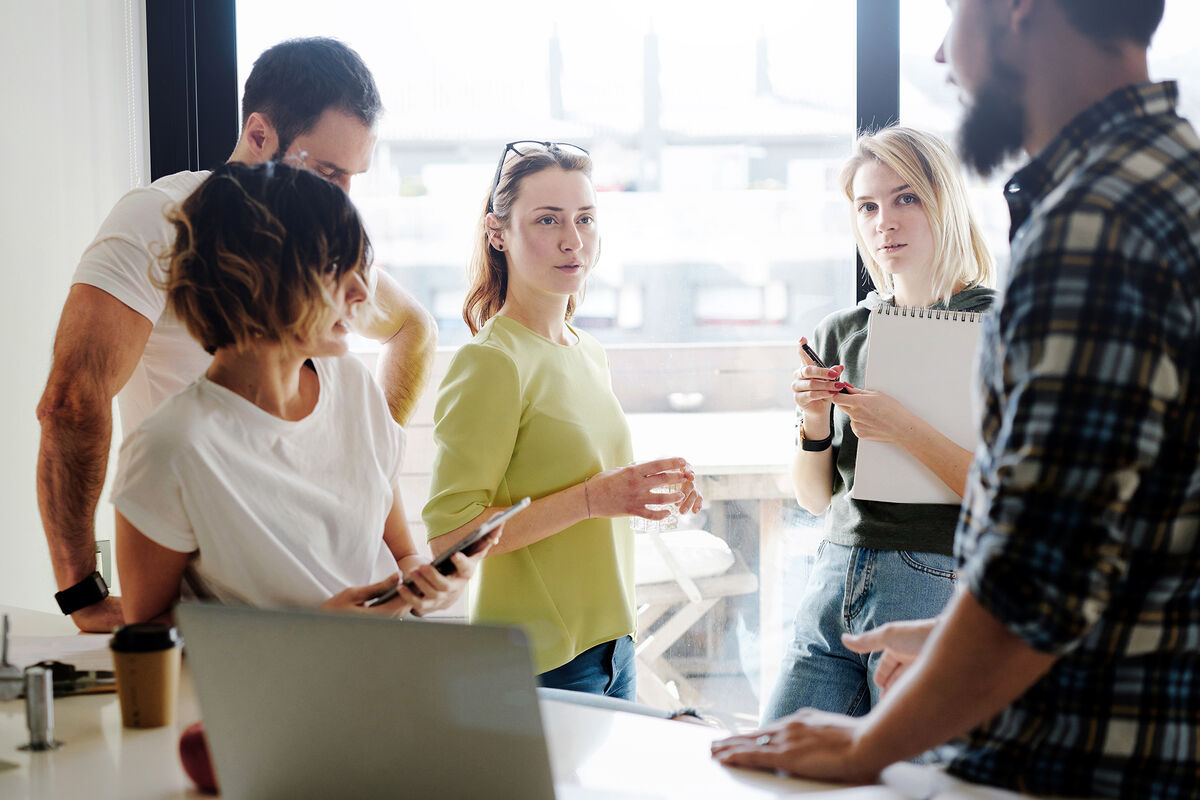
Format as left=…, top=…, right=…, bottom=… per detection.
left=366, top=497, right=531, bottom=608
left=800, top=341, right=850, bottom=394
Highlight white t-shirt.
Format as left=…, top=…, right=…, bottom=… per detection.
left=72, top=170, right=213, bottom=433
left=111, top=355, right=406, bottom=608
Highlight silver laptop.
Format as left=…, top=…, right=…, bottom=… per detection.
left=176, top=603, right=555, bottom=800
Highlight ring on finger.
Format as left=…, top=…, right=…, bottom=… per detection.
left=755, top=734, right=772, bottom=746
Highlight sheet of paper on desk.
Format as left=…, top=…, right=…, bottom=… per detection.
left=9, top=634, right=113, bottom=671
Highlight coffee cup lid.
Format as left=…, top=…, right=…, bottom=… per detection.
left=110, top=622, right=183, bottom=653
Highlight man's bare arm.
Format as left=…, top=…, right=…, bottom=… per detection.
left=852, top=590, right=1058, bottom=766
left=36, top=284, right=152, bottom=632
left=713, top=590, right=1059, bottom=782
left=354, top=268, right=436, bottom=425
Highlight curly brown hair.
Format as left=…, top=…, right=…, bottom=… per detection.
left=162, top=161, right=372, bottom=354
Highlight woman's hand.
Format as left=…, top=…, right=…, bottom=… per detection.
left=832, top=388, right=973, bottom=497
left=399, top=529, right=501, bottom=615
left=321, top=573, right=415, bottom=617
left=587, top=457, right=702, bottom=520
left=830, top=388, right=921, bottom=444
left=793, top=337, right=846, bottom=427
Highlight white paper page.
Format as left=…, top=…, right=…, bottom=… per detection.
left=9, top=634, right=114, bottom=671
left=852, top=308, right=984, bottom=504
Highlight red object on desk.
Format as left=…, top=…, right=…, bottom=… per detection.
left=179, top=721, right=219, bottom=794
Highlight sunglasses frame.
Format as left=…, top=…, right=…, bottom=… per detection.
left=487, top=140, right=590, bottom=212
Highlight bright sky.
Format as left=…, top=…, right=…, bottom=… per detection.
left=237, top=0, right=1197, bottom=141
left=237, top=0, right=858, bottom=137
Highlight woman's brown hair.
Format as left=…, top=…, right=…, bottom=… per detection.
left=163, top=161, right=372, bottom=354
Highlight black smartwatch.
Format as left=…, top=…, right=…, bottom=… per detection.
left=799, top=426, right=834, bottom=452
left=798, top=409, right=834, bottom=452
left=54, top=571, right=110, bottom=616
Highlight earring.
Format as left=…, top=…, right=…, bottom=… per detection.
left=494, top=243, right=504, bottom=251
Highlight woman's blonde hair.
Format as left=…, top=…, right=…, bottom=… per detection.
left=840, top=127, right=994, bottom=305
left=163, top=161, right=372, bottom=354
left=463, top=144, right=594, bottom=335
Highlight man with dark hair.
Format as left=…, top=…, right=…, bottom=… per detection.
left=714, top=1, right=1198, bottom=797
left=1054, top=0, right=1163, bottom=49
left=240, top=36, right=383, bottom=166
left=36, top=37, right=436, bottom=633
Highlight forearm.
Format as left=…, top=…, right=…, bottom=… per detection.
left=36, top=400, right=113, bottom=587
left=359, top=268, right=437, bottom=426
left=431, top=483, right=589, bottom=558
left=790, top=412, right=834, bottom=514
left=395, top=553, right=430, bottom=574
left=114, top=512, right=188, bottom=623
left=896, top=417, right=973, bottom=498
left=790, top=449, right=833, bottom=514
left=35, top=285, right=154, bottom=590
left=853, top=590, right=1058, bottom=769
left=375, top=318, right=435, bottom=425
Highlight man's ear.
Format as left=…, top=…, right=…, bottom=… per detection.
left=241, top=112, right=280, bottom=161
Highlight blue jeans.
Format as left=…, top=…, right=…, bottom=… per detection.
left=764, top=541, right=956, bottom=722
left=537, top=635, right=636, bottom=701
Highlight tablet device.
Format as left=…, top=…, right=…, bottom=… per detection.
left=367, top=497, right=531, bottom=608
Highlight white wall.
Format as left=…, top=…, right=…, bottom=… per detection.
left=0, top=0, right=147, bottom=609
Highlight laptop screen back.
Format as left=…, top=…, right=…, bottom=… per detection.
left=177, top=603, right=555, bottom=800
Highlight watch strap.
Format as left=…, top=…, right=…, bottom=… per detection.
left=799, top=427, right=834, bottom=452
left=798, top=408, right=834, bottom=452
left=54, top=571, right=109, bottom=616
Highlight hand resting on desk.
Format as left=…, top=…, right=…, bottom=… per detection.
left=710, top=708, right=880, bottom=784
left=710, top=615, right=941, bottom=782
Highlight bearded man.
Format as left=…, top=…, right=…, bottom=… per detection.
left=713, top=2, right=1199, bottom=797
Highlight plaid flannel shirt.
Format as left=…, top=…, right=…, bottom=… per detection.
left=950, top=82, right=1200, bottom=798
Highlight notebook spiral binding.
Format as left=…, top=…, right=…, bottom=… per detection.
left=875, top=305, right=986, bottom=323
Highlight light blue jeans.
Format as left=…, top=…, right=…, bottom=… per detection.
left=763, top=541, right=956, bottom=722
left=537, top=635, right=637, bottom=701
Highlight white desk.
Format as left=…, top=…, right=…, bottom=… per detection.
left=627, top=410, right=796, bottom=707
left=0, top=607, right=1028, bottom=800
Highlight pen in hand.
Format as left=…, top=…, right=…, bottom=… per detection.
left=799, top=341, right=851, bottom=394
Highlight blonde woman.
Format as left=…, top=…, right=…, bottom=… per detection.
left=764, top=127, right=996, bottom=721
left=423, top=142, right=700, bottom=699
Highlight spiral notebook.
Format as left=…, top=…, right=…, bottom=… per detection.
left=851, top=304, right=988, bottom=504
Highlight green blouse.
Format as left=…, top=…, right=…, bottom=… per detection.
left=422, top=315, right=635, bottom=673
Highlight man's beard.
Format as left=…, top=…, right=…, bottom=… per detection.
left=956, top=53, right=1026, bottom=177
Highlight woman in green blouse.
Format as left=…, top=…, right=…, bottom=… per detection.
left=423, top=141, right=701, bottom=699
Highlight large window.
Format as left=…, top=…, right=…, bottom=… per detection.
left=233, top=1, right=865, bottom=727
left=146, top=0, right=1200, bottom=730
left=237, top=2, right=859, bottom=350
left=1148, top=2, right=1200, bottom=125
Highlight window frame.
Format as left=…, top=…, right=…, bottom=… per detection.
left=146, top=0, right=239, bottom=180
